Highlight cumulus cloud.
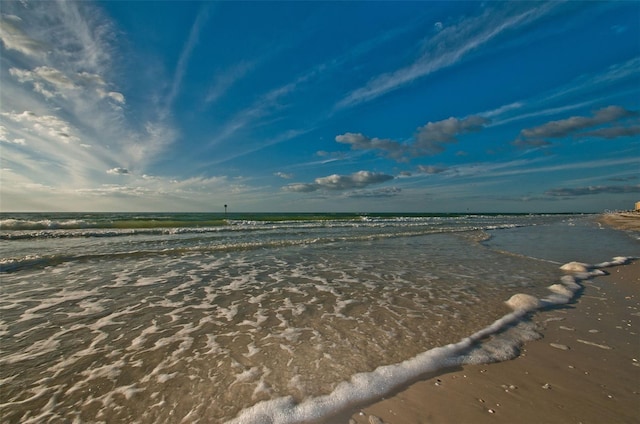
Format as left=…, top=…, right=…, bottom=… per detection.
left=316, top=171, right=393, bottom=190
left=514, top=106, right=638, bottom=146
left=545, top=184, right=640, bottom=197
left=414, top=116, right=488, bottom=155
left=579, top=125, right=640, bottom=139
left=336, top=115, right=489, bottom=161
left=335, top=132, right=406, bottom=160
left=107, top=167, right=130, bottom=175
left=284, top=170, right=394, bottom=193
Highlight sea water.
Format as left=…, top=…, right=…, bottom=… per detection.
left=0, top=213, right=637, bottom=423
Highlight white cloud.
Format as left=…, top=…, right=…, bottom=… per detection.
left=546, top=184, right=640, bottom=197
left=514, top=105, right=638, bottom=146
left=316, top=171, right=393, bottom=190
left=0, top=0, right=178, bottom=208
left=346, top=187, right=402, bottom=198
left=520, top=106, right=634, bottom=138
left=274, top=172, right=294, bottom=179
left=53, top=1, right=115, bottom=71
left=492, top=57, right=640, bottom=130
left=480, top=101, right=524, bottom=119
left=417, top=165, right=447, bottom=174
left=337, top=2, right=559, bottom=108
left=123, top=122, right=177, bottom=167
left=283, top=183, right=319, bottom=193
left=107, top=167, right=130, bottom=175
left=0, top=14, right=48, bottom=57
left=414, top=116, right=488, bottom=155
left=205, top=60, right=256, bottom=105
left=336, top=115, right=489, bottom=160
left=9, top=66, right=126, bottom=104
left=451, top=156, right=640, bottom=181
left=106, top=91, right=125, bottom=104
left=284, top=170, right=394, bottom=193
left=335, top=132, right=406, bottom=161
left=167, top=5, right=211, bottom=109
left=2, top=111, right=80, bottom=144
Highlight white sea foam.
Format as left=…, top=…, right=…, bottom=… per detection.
left=560, top=261, right=591, bottom=272
left=227, top=256, right=634, bottom=424
left=2, top=211, right=636, bottom=423
left=505, top=293, right=540, bottom=311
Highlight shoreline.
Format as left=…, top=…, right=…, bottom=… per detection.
left=599, top=211, right=640, bottom=231
left=343, top=214, right=639, bottom=424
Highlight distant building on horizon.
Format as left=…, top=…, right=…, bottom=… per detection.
left=635, top=201, right=640, bottom=212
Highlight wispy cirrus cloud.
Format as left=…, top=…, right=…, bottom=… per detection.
left=448, top=156, right=640, bottom=182
left=485, top=56, right=640, bottom=129
left=336, top=2, right=559, bottom=109
left=10, top=66, right=125, bottom=103
left=543, top=56, right=640, bottom=106
left=274, top=172, right=293, bottom=179
left=346, top=187, right=402, bottom=198
left=1, top=111, right=81, bottom=144
left=166, top=5, right=212, bottom=110
left=205, top=78, right=323, bottom=158
left=0, top=1, right=178, bottom=204
left=203, top=16, right=424, bottom=154
left=545, top=184, right=640, bottom=197
left=417, top=165, right=448, bottom=175
left=0, top=13, right=48, bottom=58
left=205, top=60, right=256, bottom=105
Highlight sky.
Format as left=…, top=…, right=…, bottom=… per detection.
left=1, top=1, right=639, bottom=213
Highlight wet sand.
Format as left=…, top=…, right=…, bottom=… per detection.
left=599, top=211, right=640, bottom=231
left=345, top=214, right=639, bottom=424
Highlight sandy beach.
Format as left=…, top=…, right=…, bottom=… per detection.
left=600, top=212, right=640, bottom=232
left=346, top=213, right=640, bottom=424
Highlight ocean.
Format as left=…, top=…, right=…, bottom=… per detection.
left=1, top=212, right=638, bottom=423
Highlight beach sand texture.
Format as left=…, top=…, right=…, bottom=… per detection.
left=348, top=215, right=639, bottom=424
left=600, top=212, right=640, bottom=231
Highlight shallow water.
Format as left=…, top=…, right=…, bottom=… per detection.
left=0, top=213, right=637, bottom=423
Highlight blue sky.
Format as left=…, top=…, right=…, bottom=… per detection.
left=1, top=1, right=638, bottom=213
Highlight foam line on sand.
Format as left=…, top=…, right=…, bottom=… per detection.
left=347, top=258, right=639, bottom=424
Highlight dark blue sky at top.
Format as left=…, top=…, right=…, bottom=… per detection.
left=1, top=1, right=638, bottom=212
